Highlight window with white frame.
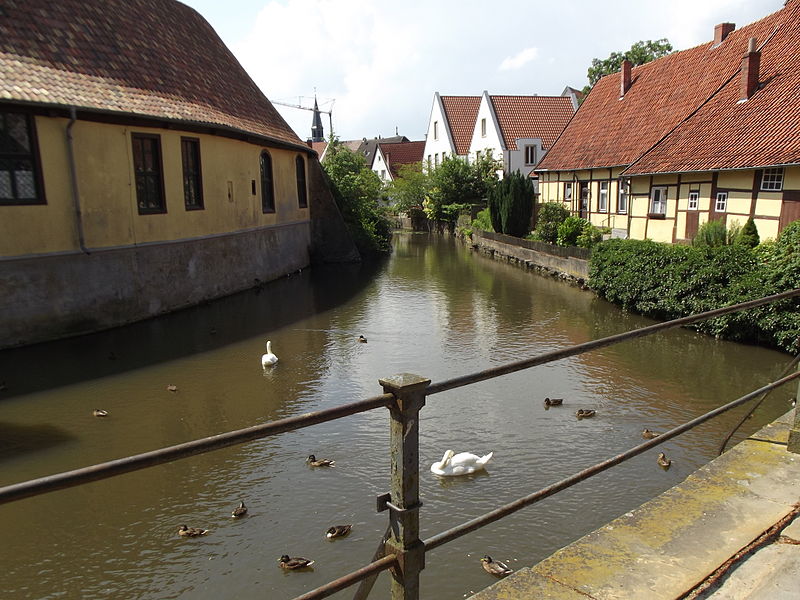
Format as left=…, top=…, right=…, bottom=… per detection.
left=434, top=153, right=439, bottom=167
left=524, top=145, right=536, bottom=165
left=761, top=168, right=784, bottom=191
left=564, top=182, right=573, bottom=201
left=688, top=190, right=699, bottom=210
left=650, top=186, right=668, bottom=215
left=481, top=118, right=487, bottom=137
left=598, top=181, right=608, bottom=212
left=433, top=121, right=438, bottom=140
left=715, top=191, right=728, bottom=212
left=618, top=179, right=628, bottom=213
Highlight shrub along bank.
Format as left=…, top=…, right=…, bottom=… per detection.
left=589, top=221, right=800, bottom=354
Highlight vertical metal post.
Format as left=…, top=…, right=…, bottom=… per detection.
left=787, top=359, right=800, bottom=454
left=379, top=373, right=429, bottom=600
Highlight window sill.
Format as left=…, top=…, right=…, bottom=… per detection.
left=647, top=213, right=666, bottom=220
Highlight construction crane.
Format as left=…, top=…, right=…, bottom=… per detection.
left=271, top=96, right=334, bottom=135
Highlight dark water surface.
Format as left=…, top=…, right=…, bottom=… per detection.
left=0, top=233, right=794, bottom=599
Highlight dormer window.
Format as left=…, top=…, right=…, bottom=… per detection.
left=524, top=145, right=536, bottom=165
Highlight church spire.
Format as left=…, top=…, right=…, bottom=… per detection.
left=311, top=96, right=324, bottom=142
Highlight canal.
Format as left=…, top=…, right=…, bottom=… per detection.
left=0, top=232, right=794, bottom=599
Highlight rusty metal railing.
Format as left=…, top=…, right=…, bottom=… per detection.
left=1, top=288, right=798, bottom=600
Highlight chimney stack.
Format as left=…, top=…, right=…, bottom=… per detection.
left=740, top=37, right=760, bottom=101
left=714, top=22, right=735, bottom=45
left=620, top=60, right=632, bottom=97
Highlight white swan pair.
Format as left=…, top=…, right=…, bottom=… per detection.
left=430, top=449, right=493, bottom=476
left=261, top=340, right=278, bottom=368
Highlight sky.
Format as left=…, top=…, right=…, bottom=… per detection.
left=180, top=0, right=782, bottom=143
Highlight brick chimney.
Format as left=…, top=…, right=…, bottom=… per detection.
left=620, top=60, right=632, bottom=97
left=740, top=37, right=760, bottom=100
left=714, top=22, right=735, bottom=45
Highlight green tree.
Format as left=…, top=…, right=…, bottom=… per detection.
left=323, top=137, right=392, bottom=255
left=387, top=161, right=431, bottom=214
left=736, top=217, right=760, bottom=248
left=534, top=202, right=570, bottom=244
left=425, top=154, right=501, bottom=226
left=582, top=39, right=673, bottom=96
left=488, top=171, right=534, bottom=237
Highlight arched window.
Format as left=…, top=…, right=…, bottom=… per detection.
left=260, top=151, right=274, bottom=213
left=295, top=155, right=307, bottom=208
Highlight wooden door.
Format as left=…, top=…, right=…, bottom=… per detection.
left=779, top=192, right=800, bottom=232
left=685, top=211, right=699, bottom=240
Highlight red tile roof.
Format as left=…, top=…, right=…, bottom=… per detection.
left=440, top=96, right=481, bottom=155
left=490, top=95, right=575, bottom=150
left=625, top=1, right=800, bottom=174
left=378, top=141, right=425, bottom=178
left=0, top=0, right=305, bottom=150
left=537, top=2, right=793, bottom=173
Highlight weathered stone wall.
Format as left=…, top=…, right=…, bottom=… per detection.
left=308, top=159, right=360, bottom=264
left=470, top=231, right=590, bottom=287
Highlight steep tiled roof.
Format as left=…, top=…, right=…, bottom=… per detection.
left=0, top=0, right=305, bottom=149
left=490, top=95, right=575, bottom=150
left=358, top=135, right=408, bottom=167
left=378, top=141, right=425, bottom=178
left=440, top=96, right=480, bottom=155
left=625, top=1, right=800, bottom=174
left=537, top=2, right=791, bottom=172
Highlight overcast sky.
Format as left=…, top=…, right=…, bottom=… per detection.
left=181, top=0, right=781, bottom=143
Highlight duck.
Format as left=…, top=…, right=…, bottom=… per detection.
left=278, top=555, right=315, bottom=569
left=231, top=500, right=247, bottom=518
left=326, top=525, right=352, bottom=539
left=575, top=409, right=596, bottom=419
left=92, top=409, right=109, bottom=417
left=543, top=397, right=563, bottom=406
left=430, top=449, right=493, bottom=476
left=657, top=452, right=672, bottom=469
left=642, top=428, right=660, bottom=439
left=357, top=335, right=368, bottom=343
left=166, top=384, right=178, bottom=393
left=177, top=525, right=209, bottom=537
left=481, top=555, right=512, bottom=576
left=261, top=340, right=278, bottom=368
left=306, top=454, right=335, bottom=467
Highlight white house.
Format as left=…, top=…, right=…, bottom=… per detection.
left=422, top=93, right=481, bottom=169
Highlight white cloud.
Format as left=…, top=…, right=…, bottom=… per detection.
left=499, top=47, right=539, bottom=71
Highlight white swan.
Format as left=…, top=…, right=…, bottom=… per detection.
left=430, top=449, right=493, bottom=476
left=261, top=340, right=278, bottom=368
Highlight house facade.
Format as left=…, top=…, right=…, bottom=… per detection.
left=371, top=141, right=426, bottom=183
left=422, top=93, right=481, bottom=168
left=0, top=0, right=356, bottom=349
left=537, top=2, right=800, bottom=242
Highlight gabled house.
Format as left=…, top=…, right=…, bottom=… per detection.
left=372, top=141, right=426, bottom=183
left=0, top=0, right=355, bottom=348
left=536, top=1, right=800, bottom=243
left=468, top=92, right=575, bottom=181
left=422, top=93, right=481, bottom=168
left=357, top=135, right=408, bottom=171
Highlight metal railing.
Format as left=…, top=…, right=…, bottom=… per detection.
left=1, top=289, right=799, bottom=600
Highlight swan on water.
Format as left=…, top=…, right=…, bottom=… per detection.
left=430, top=449, right=493, bottom=476
left=261, top=341, right=278, bottom=368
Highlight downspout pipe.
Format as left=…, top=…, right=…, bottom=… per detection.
left=67, top=107, right=90, bottom=255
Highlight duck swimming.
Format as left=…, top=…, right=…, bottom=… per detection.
left=357, top=335, right=368, bottom=343
left=178, top=525, right=209, bottom=537
left=544, top=397, right=563, bottom=406
left=261, top=341, right=278, bottom=368
left=642, top=428, right=660, bottom=439
left=481, top=555, right=512, bottom=576
left=575, top=409, right=596, bottom=419
left=326, top=525, right=352, bottom=539
left=306, top=454, right=335, bottom=467
left=231, top=500, right=247, bottom=518
left=657, top=452, right=672, bottom=469
left=430, top=449, right=493, bottom=476
left=279, top=555, right=315, bottom=569
left=92, top=409, right=109, bottom=417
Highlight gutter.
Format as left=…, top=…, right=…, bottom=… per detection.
left=66, top=106, right=90, bottom=255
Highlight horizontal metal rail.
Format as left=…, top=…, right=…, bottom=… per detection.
left=293, top=554, right=398, bottom=600
left=427, top=288, right=800, bottom=395
left=0, top=393, right=393, bottom=505
left=423, top=370, right=800, bottom=551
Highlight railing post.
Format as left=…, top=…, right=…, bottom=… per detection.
left=379, top=373, right=430, bottom=600
left=788, top=360, right=800, bottom=454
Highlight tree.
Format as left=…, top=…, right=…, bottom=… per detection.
left=582, top=39, right=673, bottom=96
left=387, top=162, right=430, bottom=214
left=322, top=137, right=392, bottom=255
left=487, top=171, right=534, bottom=237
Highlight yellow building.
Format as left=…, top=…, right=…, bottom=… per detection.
left=0, top=0, right=356, bottom=348
left=537, top=2, right=800, bottom=243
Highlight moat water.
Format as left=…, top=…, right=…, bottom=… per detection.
left=0, top=232, right=794, bottom=599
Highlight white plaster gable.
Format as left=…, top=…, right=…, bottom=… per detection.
left=468, top=91, right=504, bottom=168
left=371, top=146, right=392, bottom=182
left=422, top=93, right=457, bottom=170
